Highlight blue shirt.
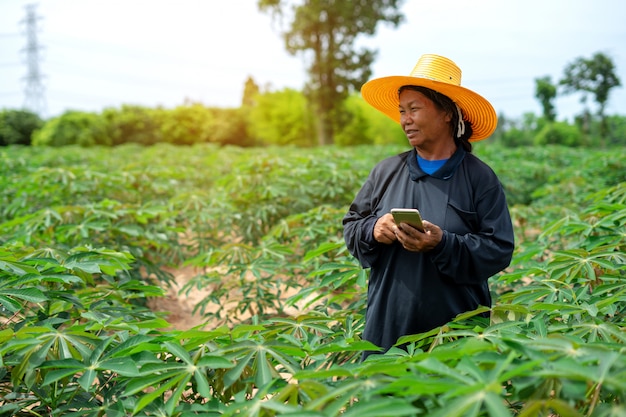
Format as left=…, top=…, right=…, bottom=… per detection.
left=417, top=154, right=448, bottom=175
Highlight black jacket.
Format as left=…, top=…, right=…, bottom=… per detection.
left=343, top=146, right=514, bottom=355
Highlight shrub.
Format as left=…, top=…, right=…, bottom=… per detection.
left=0, top=109, right=43, bottom=146
left=160, top=103, right=215, bottom=145
left=31, top=110, right=106, bottom=146
left=100, top=105, right=163, bottom=146
left=534, top=121, right=583, bottom=146
left=207, top=107, right=253, bottom=146
left=333, top=94, right=372, bottom=146
left=249, top=88, right=316, bottom=146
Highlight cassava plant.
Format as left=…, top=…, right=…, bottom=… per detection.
left=0, top=143, right=625, bottom=416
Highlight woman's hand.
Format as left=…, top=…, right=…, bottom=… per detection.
left=373, top=213, right=398, bottom=244
left=394, top=220, right=442, bottom=252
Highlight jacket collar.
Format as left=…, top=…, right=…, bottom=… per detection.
left=407, top=145, right=466, bottom=181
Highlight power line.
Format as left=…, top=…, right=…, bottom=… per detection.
left=20, top=3, right=46, bottom=116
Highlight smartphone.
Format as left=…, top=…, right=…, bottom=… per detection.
left=391, top=208, right=425, bottom=232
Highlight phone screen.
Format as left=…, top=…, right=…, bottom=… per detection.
left=391, top=208, right=424, bottom=232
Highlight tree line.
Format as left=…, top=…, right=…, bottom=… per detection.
left=0, top=0, right=623, bottom=148
left=1, top=76, right=624, bottom=149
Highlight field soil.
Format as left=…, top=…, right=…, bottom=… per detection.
left=147, top=266, right=312, bottom=330
left=147, top=266, right=209, bottom=330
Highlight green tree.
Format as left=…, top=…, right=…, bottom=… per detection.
left=31, top=110, right=105, bottom=146
left=207, top=107, right=253, bottom=146
left=0, top=109, right=43, bottom=146
left=159, top=102, right=216, bottom=145
left=242, top=75, right=261, bottom=107
left=249, top=88, right=316, bottom=146
left=534, top=75, right=557, bottom=122
left=334, top=94, right=405, bottom=146
left=559, top=51, right=622, bottom=144
left=604, top=114, right=626, bottom=146
left=497, top=112, right=542, bottom=148
left=533, top=121, right=583, bottom=146
left=333, top=94, right=371, bottom=146
left=258, top=0, right=405, bottom=146
left=101, top=105, right=163, bottom=146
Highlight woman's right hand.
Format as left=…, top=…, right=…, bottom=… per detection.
left=373, top=213, right=398, bottom=244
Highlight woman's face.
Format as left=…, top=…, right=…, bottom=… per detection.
left=398, top=89, right=452, bottom=149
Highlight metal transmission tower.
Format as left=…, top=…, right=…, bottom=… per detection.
left=21, top=4, right=46, bottom=116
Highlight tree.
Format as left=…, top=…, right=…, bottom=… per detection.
left=0, top=109, right=43, bottom=146
left=241, top=76, right=261, bottom=107
left=533, top=121, right=583, bottom=147
left=160, top=103, right=215, bottom=145
left=31, top=110, right=105, bottom=146
left=249, top=88, right=316, bottom=146
left=258, top=0, right=405, bottom=145
left=534, top=76, right=557, bottom=122
left=333, top=94, right=405, bottom=146
left=559, top=52, right=622, bottom=143
left=100, top=105, right=163, bottom=146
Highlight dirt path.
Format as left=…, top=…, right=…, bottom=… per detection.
left=147, top=266, right=315, bottom=330
left=147, top=266, right=211, bottom=330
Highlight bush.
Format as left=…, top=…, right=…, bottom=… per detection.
left=333, top=95, right=372, bottom=146
left=100, top=105, right=164, bottom=146
left=333, top=95, right=406, bottom=146
left=249, top=88, right=316, bottom=146
left=160, top=103, right=214, bottom=145
left=0, top=109, right=43, bottom=146
left=31, top=110, right=106, bottom=146
left=160, top=104, right=252, bottom=146
left=534, top=121, right=583, bottom=146
left=603, top=114, right=626, bottom=147
left=207, top=107, right=253, bottom=146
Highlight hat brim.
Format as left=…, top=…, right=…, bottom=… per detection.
left=361, top=76, right=497, bottom=141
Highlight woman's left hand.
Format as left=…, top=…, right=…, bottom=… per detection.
left=393, top=220, right=442, bottom=252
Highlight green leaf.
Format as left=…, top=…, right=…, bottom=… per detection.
left=311, top=340, right=379, bottom=355
left=254, top=348, right=275, bottom=388
left=0, top=329, right=14, bottom=343
left=295, top=367, right=354, bottom=380
left=0, top=294, right=22, bottom=313
left=134, top=373, right=188, bottom=414
left=165, top=373, right=193, bottom=415
left=0, top=287, right=48, bottom=303
left=303, top=241, right=344, bottom=261
left=518, top=399, right=581, bottom=417
left=196, top=355, right=234, bottom=369
left=163, top=340, right=193, bottom=364
left=77, top=367, right=97, bottom=391
left=194, top=369, right=212, bottom=398
left=230, top=324, right=265, bottom=338
left=341, top=399, right=418, bottom=417
left=100, top=357, right=141, bottom=376
left=0, top=259, right=39, bottom=276
left=483, top=391, right=512, bottom=416
left=125, top=370, right=179, bottom=396
left=223, top=351, right=254, bottom=388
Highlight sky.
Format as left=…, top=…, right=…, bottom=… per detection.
left=1, top=0, right=625, bottom=122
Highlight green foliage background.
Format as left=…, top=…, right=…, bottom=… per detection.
left=4, top=89, right=625, bottom=148
left=0, top=143, right=625, bottom=416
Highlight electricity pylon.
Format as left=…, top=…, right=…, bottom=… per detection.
left=21, top=3, right=46, bottom=116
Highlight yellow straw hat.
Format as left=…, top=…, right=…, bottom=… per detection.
left=361, top=54, right=497, bottom=141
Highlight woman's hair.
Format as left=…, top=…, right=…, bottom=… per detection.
left=398, top=85, right=473, bottom=152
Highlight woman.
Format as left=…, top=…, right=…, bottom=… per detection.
left=343, top=54, right=515, bottom=358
